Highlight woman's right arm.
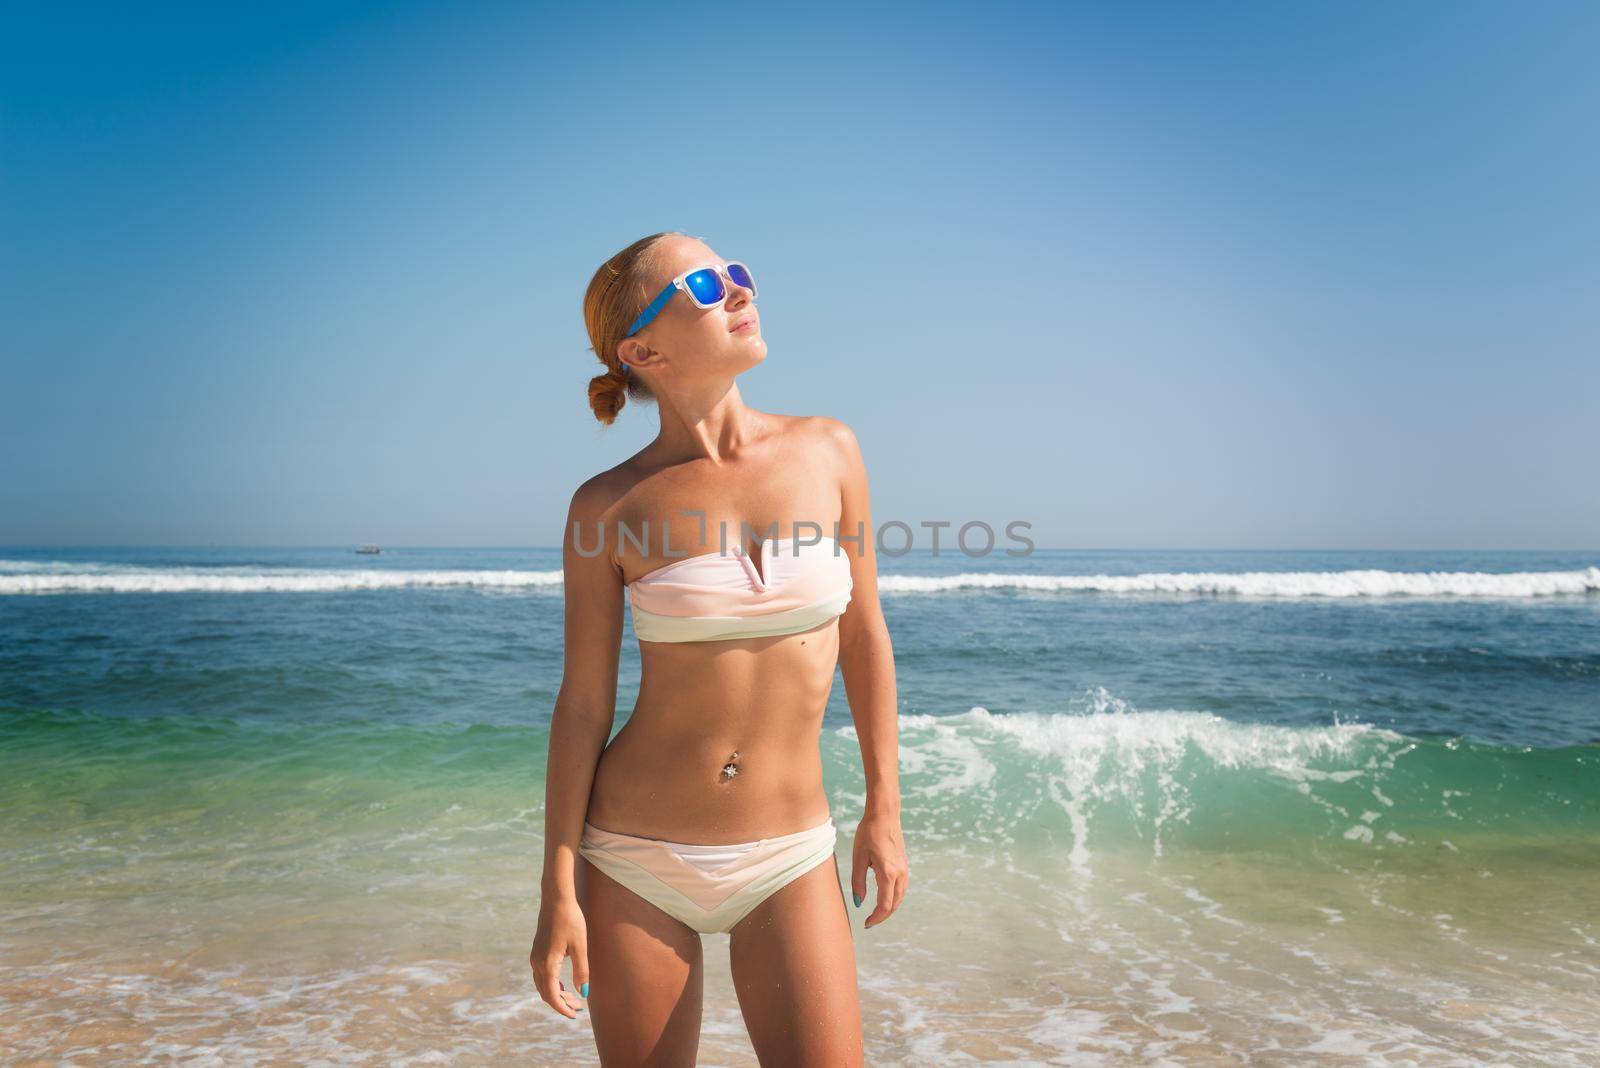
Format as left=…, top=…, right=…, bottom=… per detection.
left=531, top=478, right=624, bottom=1018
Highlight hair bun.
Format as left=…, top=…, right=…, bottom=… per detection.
left=587, top=367, right=626, bottom=426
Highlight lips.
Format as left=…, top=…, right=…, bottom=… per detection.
left=731, top=316, right=757, bottom=333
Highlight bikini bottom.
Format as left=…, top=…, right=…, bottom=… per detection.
left=578, top=815, right=838, bottom=935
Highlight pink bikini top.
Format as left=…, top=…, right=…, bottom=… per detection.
left=625, top=535, right=854, bottom=643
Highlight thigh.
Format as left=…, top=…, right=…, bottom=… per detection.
left=728, top=854, right=864, bottom=1068
left=577, top=853, right=705, bottom=1067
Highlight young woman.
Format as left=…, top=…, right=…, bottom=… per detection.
left=530, top=231, right=907, bottom=1064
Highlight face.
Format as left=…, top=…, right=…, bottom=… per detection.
left=617, top=236, right=765, bottom=382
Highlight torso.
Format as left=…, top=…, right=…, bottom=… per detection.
left=584, top=414, right=846, bottom=843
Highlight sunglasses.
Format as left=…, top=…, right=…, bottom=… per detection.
left=623, top=261, right=757, bottom=338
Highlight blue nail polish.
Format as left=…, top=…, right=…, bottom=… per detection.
left=852, top=892, right=863, bottom=907
left=580, top=982, right=589, bottom=998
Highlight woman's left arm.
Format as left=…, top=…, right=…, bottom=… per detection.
left=825, top=417, right=908, bottom=930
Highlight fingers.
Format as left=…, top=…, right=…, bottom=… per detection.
left=862, top=856, right=909, bottom=929
left=556, top=978, right=586, bottom=1015
left=572, top=938, right=591, bottom=1009
left=531, top=950, right=584, bottom=1019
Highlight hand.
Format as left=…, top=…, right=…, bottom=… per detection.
left=530, top=893, right=590, bottom=1018
left=850, top=810, right=908, bottom=929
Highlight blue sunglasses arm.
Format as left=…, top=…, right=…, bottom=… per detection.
left=624, top=280, right=678, bottom=338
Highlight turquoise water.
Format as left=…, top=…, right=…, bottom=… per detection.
left=2, top=547, right=1598, bottom=1063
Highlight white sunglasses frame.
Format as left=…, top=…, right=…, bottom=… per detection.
left=674, top=260, right=758, bottom=309
left=624, top=260, right=758, bottom=338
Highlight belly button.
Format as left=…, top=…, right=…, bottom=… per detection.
left=720, top=751, right=740, bottom=780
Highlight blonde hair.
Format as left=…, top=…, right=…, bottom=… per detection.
left=582, top=231, right=685, bottom=425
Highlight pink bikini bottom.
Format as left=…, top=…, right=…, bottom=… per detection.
left=578, top=815, right=838, bottom=934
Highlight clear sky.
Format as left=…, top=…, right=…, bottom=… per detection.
left=3, top=1, right=1597, bottom=550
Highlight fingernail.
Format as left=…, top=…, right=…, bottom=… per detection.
left=580, top=982, right=589, bottom=998
left=852, top=892, right=863, bottom=907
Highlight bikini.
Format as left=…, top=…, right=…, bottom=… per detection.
left=578, top=535, right=854, bottom=934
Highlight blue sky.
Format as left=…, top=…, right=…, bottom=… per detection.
left=3, top=0, right=1596, bottom=549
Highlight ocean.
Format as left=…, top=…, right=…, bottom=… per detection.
left=2, top=547, right=1598, bottom=1065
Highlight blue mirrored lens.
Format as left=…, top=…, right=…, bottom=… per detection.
left=726, top=263, right=755, bottom=293
left=684, top=268, right=725, bottom=306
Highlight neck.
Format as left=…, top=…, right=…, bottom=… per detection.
left=649, top=379, right=761, bottom=465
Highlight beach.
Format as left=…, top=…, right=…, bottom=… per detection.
left=3, top=547, right=1598, bottom=1065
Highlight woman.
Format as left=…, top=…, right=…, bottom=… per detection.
left=530, top=231, right=908, bottom=1064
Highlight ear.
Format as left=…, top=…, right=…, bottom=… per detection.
left=617, top=337, right=657, bottom=373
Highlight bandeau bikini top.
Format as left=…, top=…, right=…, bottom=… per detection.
left=625, top=535, right=854, bottom=643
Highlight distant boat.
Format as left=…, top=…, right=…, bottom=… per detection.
left=356, top=545, right=381, bottom=555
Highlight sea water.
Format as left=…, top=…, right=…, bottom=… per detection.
left=2, top=547, right=1597, bottom=1064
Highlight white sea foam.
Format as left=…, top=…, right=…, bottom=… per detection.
left=984, top=695, right=1393, bottom=868
left=4, top=559, right=1596, bottom=597
left=878, top=566, right=1600, bottom=598
left=835, top=688, right=1411, bottom=869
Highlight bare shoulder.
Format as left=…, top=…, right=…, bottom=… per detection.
left=797, top=415, right=864, bottom=477
left=566, top=460, right=642, bottom=529
left=778, top=413, right=860, bottom=462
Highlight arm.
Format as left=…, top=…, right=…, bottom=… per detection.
left=828, top=418, right=908, bottom=929
left=531, top=478, right=624, bottom=1017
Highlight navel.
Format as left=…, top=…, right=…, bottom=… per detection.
left=720, top=750, right=741, bottom=781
